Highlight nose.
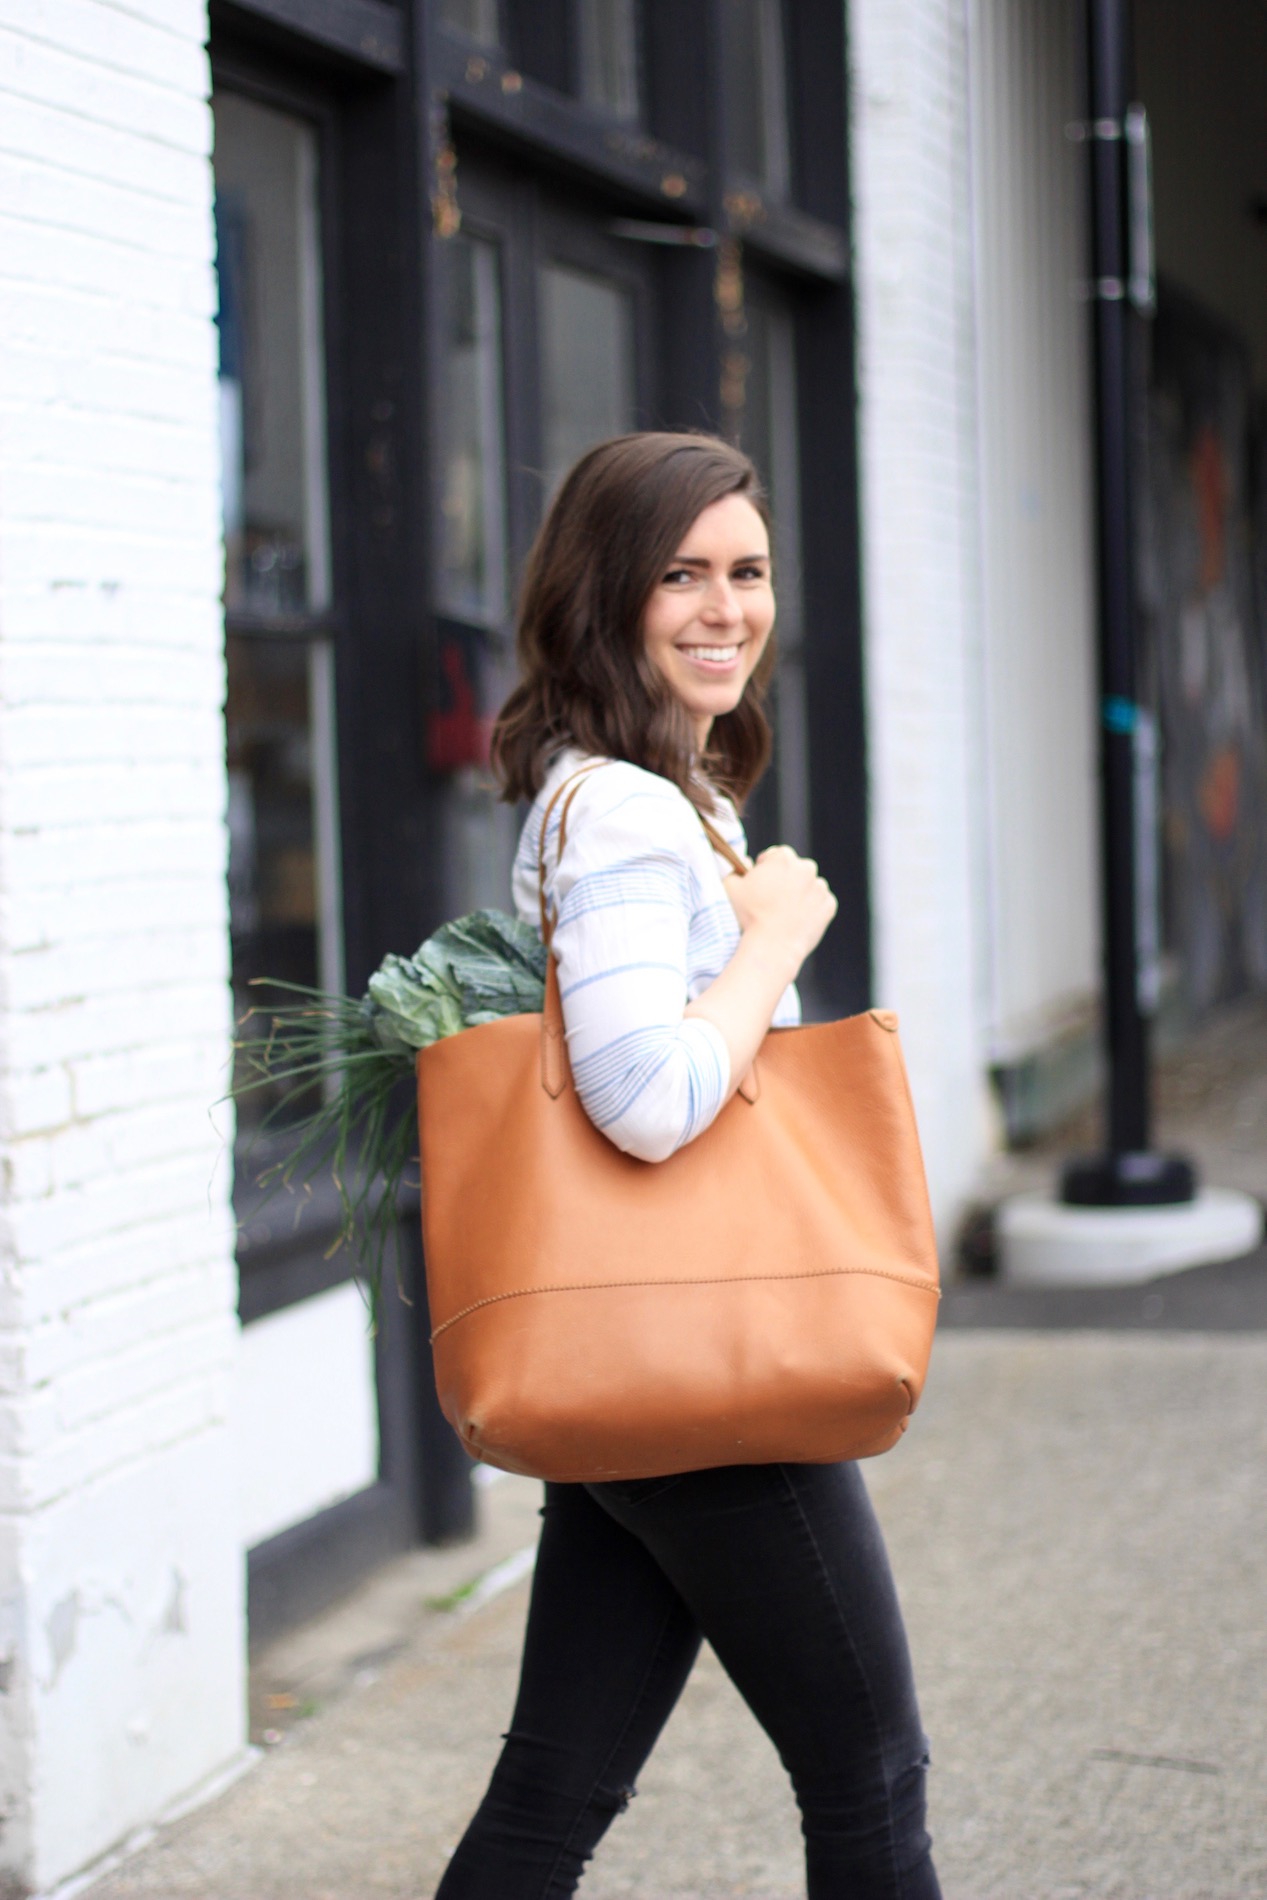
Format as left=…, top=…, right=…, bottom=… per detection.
left=701, top=576, right=743, bottom=626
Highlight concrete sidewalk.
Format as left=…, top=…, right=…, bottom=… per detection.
left=71, top=1251, right=1267, bottom=1900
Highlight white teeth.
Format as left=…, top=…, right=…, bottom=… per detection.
left=680, top=645, right=739, bottom=662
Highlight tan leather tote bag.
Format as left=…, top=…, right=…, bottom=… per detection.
left=416, top=765, right=940, bottom=1484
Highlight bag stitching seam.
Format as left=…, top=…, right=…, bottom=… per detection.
left=430, top=1263, right=940, bottom=1342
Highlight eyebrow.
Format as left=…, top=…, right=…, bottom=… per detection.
left=668, top=551, right=771, bottom=568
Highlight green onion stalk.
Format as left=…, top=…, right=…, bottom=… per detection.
left=232, top=910, right=548, bottom=1312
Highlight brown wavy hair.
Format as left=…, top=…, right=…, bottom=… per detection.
left=490, top=432, right=775, bottom=811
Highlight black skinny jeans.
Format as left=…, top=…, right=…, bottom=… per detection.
left=435, top=1460, right=940, bottom=1899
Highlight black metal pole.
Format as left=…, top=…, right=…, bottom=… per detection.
left=1089, top=0, right=1147, bottom=1152
left=1061, top=0, right=1195, bottom=1207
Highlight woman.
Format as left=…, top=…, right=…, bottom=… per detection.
left=435, top=432, right=940, bottom=1900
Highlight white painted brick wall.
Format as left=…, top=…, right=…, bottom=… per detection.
left=848, top=0, right=997, bottom=1240
left=0, top=2, right=244, bottom=1888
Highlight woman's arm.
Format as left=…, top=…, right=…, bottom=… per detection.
left=684, top=845, right=837, bottom=1092
left=548, top=781, right=834, bottom=1160
left=548, top=782, right=735, bottom=1163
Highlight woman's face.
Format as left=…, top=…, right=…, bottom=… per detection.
left=641, top=493, right=774, bottom=747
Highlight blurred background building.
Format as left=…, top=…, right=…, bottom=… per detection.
left=0, top=0, right=1264, bottom=1887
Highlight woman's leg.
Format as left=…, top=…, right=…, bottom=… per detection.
left=435, top=1479, right=701, bottom=1900
left=590, top=1463, right=941, bottom=1900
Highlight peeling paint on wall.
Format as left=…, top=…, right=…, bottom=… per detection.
left=161, top=1570, right=188, bottom=1638
left=44, top=1593, right=79, bottom=1689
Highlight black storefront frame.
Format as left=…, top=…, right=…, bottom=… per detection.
left=418, top=0, right=871, bottom=1008
left=210, top=0, right=470, bottom=1646
left=209, top=0, right=872, bottom=1641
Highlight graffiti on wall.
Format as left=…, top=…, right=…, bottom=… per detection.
left=1139, top=284, right=1267, bottom=1010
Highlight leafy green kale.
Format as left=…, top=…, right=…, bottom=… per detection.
left=366, top=910, right=547, bottom=1057
left=232, top=909, right=547, bottom=1308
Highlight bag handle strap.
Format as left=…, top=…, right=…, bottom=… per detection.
left=537, top=762, right=607, bottom=1099
left=536, top=760, right=608, bottom=949
left=698, top=812, right=750, bottom=878
left=692, top=813, right=759, bottom=1104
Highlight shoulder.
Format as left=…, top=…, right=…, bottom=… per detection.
left=515, top=753, right=741, bottom=908
left=564, top=758, right=695, bottom=840
left=514, top=753, right=684, bottom=890
left=549, top=766, right=705, bottom=915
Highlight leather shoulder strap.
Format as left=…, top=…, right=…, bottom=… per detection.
left=537, top=761, right=749, bottom=951
left=537, top=760, right=608, bottom=946
left=698, top=811, right=750, bottom=878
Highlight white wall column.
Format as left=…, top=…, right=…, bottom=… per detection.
left=847, top=0, right=994, bottom=1239
left=967, top=0, right=1100, bottom=1078
left=0, top=3, right=245, bottom=1887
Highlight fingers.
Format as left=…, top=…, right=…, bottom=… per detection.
left=742, top=844, right=837, bottom=955
left=756, top=844, right=818, bottom=874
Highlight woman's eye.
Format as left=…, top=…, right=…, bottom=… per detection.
left=733, top=563, right=769, bottom=582
left=661, top=567, right=695, bottom=585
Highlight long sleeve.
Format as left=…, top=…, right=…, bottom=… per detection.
left=544, top=772, right=733, bottom=1163
left=512, top=755, right=799, bottom=1162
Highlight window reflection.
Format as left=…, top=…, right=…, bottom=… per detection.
left=214, top=88, right=343, bottom=1133
left=437, top=235, right=508, bottom=625
left=722, top=0, right=790, bottom=199
left=226, top=636, right=344, bottom=1126
left=539, top=263, right=636, bottom=503
left=214, top=93, right=332, bottom=616
left=438, top=0, right=501, bottom=45
left=743, top=298, right=809, bottom=854
left=577, top=0, right=640, bottom=121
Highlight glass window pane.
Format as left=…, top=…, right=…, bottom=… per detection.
left=437, top=235, right=508, bottom=624
left=743, top=300, right=809, bottom=853
left=577, top=0, right=640, bottom=121
left=722, top=0, right=790, bottom=199
left=539, top=263, right=636, bottom=503
left=213, top=93, right=331, bottom=615
left=226, top=635, right=345, bottom=1129
left=438, top=0, right=501, bottom=45
left=744, top=303, right=802, bottom=652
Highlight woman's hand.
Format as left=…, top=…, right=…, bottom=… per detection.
left=724, top=846, right=838, bottom=970
left=684, top=844, right=837, bottom=1102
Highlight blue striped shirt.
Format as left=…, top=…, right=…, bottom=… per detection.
left=512, top=751, right=801, bottom=1163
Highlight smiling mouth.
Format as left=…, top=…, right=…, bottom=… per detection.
left=677, top=644, right=743, bottom=665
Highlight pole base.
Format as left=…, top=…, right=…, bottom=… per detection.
left=1061, top=1150, right=1197, bottom=1208
left=999, top=1188, right=1263, bottom=1286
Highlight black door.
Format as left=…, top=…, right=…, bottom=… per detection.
left=209, top=7, right=434, bottom=1643
left=422, top=0, right=868, bottom=1013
